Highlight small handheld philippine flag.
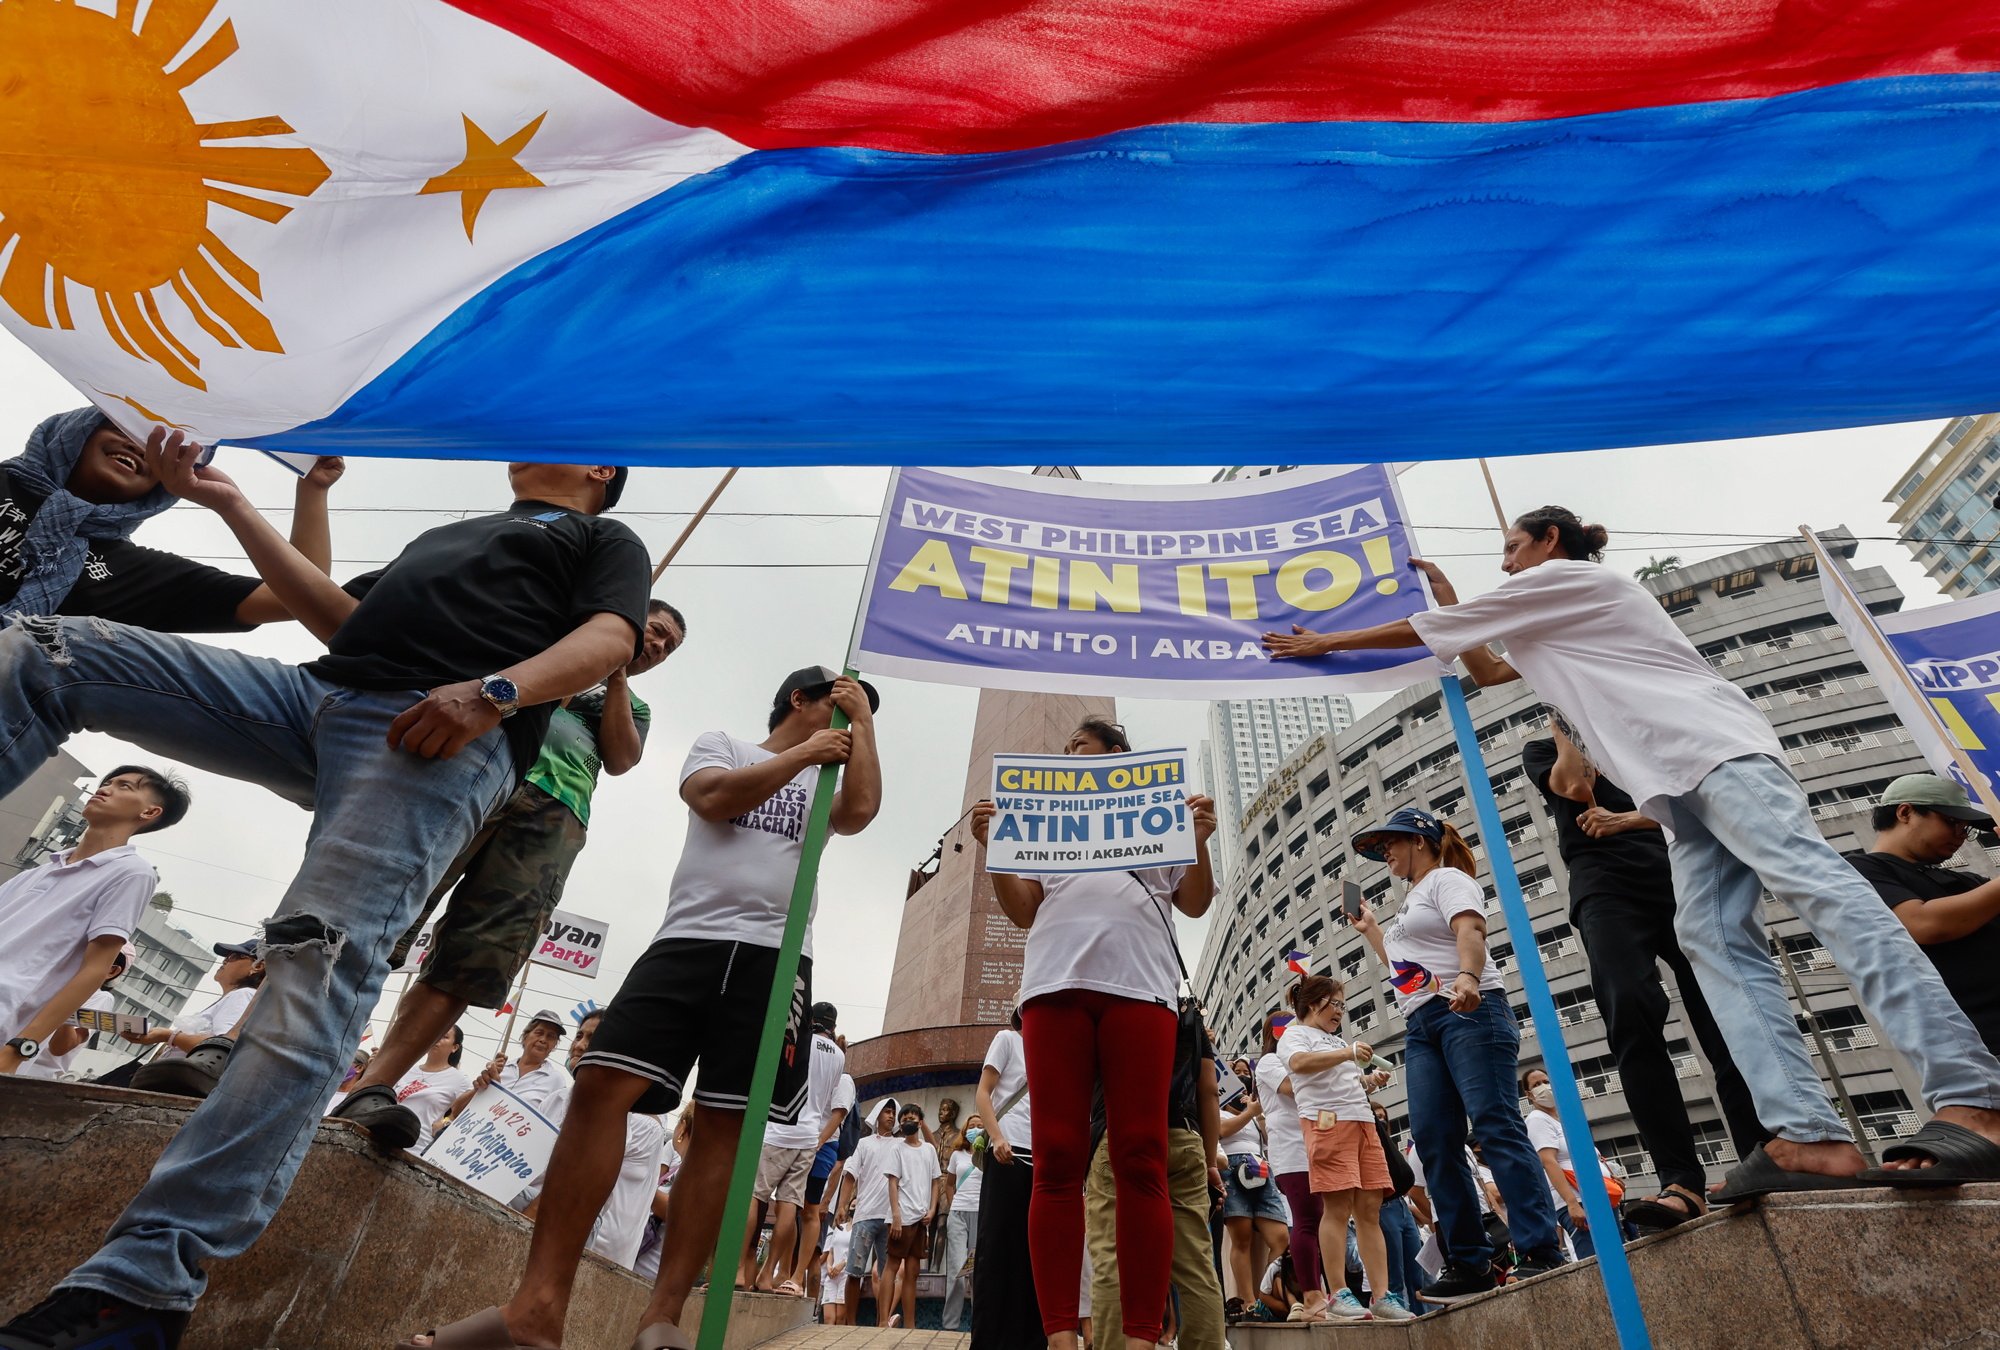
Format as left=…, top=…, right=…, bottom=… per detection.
left=1284, top=950, right=1313, bottom=975
left=1391, top=960, right=1440, bottom=998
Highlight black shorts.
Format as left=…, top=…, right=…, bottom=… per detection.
left=581, top=938, right=813, bottom=1117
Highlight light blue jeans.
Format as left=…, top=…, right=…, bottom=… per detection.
left=1665, top=755, right=2000, bottom=1142
left=0, top=617, right=514, bottom=1310
left=941, top=1208, right=977, bottom=1330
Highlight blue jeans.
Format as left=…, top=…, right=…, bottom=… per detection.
left=1379, top=1197, right=1423, bottom=1304
left=0, top=618, right=514, bottom=1310
left=1404, top=992, right=1561, bottom=1265
left=1665, top=755, right=2000, bottom=1141
left=1558, top=1208, right=1595, bottom=1260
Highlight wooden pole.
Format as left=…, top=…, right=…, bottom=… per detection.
left=495, top=961, right=533, bottom=1052
left=1801, top=526, right=2000, bottom=825
left=1477, top=457, right=1510, bottom=532
left=653, top=468, right=739, bottom=583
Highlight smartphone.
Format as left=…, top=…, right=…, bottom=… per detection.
left=1342, top=880, right=1363, bottom=920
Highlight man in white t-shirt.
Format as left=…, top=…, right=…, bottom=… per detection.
left=416, top=667, right=882, bottom=1350
left=1, top=766, right=182, bottom=1079
left=1267, top=509, right=2000, bottom=1195
left=884, top=1103, right=943, bottom=1329
left=742, top=1010, right=847, bottom=1293
left=840, top=1099, right=903, bottom=1325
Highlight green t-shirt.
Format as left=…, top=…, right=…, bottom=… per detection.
left=525, top=686, right=650, bottom=827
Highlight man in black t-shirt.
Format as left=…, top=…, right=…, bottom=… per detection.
left=0, top=430, right=650, bottom=1350
left=1523, top=725, right=1764, bottom=1231
left=1848, top=775, right=2000, bottom=1054
left=2, top=406, right=344, bottom=631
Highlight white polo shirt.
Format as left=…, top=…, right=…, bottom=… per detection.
left=0, top=844, right=154, bottom=1049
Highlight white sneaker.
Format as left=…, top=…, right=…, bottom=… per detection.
left=1370, top=1293, right=1417, bottom=1321
left=1327, top=1290, right=1371, bottom=1321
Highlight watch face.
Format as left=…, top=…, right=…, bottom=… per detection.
left=485, top=676, right=520, bottom=704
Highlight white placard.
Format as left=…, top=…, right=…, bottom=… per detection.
left=986, top=748, right=1196, bottom=875
left=531, top=908, right=609, bottom=979
left=422, top=1083, right=558, bottom=1202
left=393, top=921, right=436, bottom=975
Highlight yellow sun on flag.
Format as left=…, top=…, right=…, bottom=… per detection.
left=0, top=0, right=331, bottom=391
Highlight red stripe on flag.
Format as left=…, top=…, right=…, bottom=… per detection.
left=446, top=0, right=2000, bottom=154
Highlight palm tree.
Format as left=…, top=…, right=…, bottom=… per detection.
left=1633, top=554, right=1683, bottom=580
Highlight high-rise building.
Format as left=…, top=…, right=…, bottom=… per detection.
left=1195, top=528, right=1944, bottom=1192
left=1207, top=693, right=1355, bottom=868
left=1885, top=413, right=2000, bottom=597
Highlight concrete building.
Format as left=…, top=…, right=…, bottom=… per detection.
left=69, top=904, right=216, bottom=1081
left=1886, top=413, right=2000, bottom=598
left=0, top=749, right=99, bottom=880
left=1207, top=693, right=1355, bottom=868
left=1193, top=528, right=1943, bottom=1191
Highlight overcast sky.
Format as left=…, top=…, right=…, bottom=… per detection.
left=0, top=332, right=1952, bottom=1063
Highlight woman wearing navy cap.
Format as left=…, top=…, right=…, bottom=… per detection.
left=1345, top=806, right=1564, bottom=1303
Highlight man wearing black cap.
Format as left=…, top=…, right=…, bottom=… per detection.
left=402, top=666, right=882, bottom=1350
left=1849, top=775, right=2000, bottom=1054
left=0, top=440, right=650, bottom=1350
left=335, top=594, right=686, bottom=1150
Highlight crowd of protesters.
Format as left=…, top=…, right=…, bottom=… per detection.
left=0, top=406, right=1998, bottom=1349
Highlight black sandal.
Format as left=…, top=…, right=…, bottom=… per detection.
left=1712, top=1144, right=1878, bottom=1204
left=1625, top=1183, right=1706, bottom=1231
left=1859, top=1120, right=2000, bottom=1188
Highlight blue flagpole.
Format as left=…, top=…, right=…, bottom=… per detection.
left=1437, top=675, right=1653, bottom=1350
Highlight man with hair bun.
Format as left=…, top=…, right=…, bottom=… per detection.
left=1268, top=505, right=2000, bottom=1200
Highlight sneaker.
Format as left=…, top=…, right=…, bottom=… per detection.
left=1224, top=1298, right=1246, bottom=1324
left=0, top=1288, right=189, bottom=1349
left=1514, top=1248, right=1571, bottom=1280
left=1421, top=1262, right=1498, bottom=1303
left=327, top=1083, right=422, bottom=1151
left=1285, top=1302, right=1308, bottom=1322
left=1326, top=1290, right=1370, bottom=1321
left=1370, top=1293, right=1417, bottom=1321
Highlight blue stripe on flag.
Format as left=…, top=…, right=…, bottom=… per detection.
left=247, top=74, right=2000, bottom=465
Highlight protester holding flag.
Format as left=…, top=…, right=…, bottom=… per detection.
left=1269, top=508, right=2000, bottom=1194
left=399, top=665, right=880, bottom=1350
left=1339, top=807, right=1564, bottom=1302
left=336, top=599, right=685, bottom=1149
left=1253, top=1008, right=1320, bottom=1320
left=0, top=409, right=343, bottom=632
left=971, top=718, right=1218, bottom=1350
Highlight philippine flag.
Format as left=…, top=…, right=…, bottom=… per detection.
left=1284, top=950, right=1313, bottom=976
left=6, top=1, right=2000, bottom=465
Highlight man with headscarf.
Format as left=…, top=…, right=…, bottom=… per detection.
left=1, top=407, right=342, bottom=629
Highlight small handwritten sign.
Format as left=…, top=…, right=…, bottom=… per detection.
left=422, top=1083, right=558, bottom=1201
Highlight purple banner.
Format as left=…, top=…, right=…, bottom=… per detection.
left=850, top=465, right=1443, bottom=697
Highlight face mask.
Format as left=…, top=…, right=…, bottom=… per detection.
left=899, top=1120, right=922, bottom=1137
left=965, top=1128, right=987, bottom=1150
left=1530, top=1084, right=1555, bottom=1109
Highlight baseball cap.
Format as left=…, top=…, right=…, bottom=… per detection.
left=602, top=466, right=630, bottom=512
left=525, top=1009, right=569, bottom=1037
left=776, top=665, right=881, bottom=714
left=1351, top=806, right=1445, bottom=860
left=810, top=1000, right=839, bottom=1032
left=213, top=940, right=259, bottom=960
left=1879, top=774, right=1994, bottom=826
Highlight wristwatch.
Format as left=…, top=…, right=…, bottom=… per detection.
left=6, top=1037, right=40, bottom=1061
left=477, top=674, right=521, bottom=718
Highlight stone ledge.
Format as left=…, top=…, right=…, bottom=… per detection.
left=0, top=1080, right=813, bottom=1350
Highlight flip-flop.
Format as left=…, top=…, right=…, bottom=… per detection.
left=1860, top=1120, right=2000, bottom=1188
left=395, top=1306, right=549, bottom=1349
left=630, top=1322, right=693, bottom=1350
left=1711, top=1144, right=1877, bottom=1204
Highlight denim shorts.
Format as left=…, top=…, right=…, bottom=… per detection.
left=1221, top=1158, right=1290, bottom=1222
left=848, top=1218, right=890, bottom=1279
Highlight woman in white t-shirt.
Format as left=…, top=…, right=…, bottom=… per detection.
left=122, top=940, right=262, bottom=1062
left=1521, top=1068, right=1617, bottom=1260
left=941, top=1115, right=983, bottom=1331
left=1346, top=807, right=1564, bottom=1301
left=392, top=1025, right=474, bottom=1153
left=1278, top=974, right=1407, bottom=1322
left=1253, top=1008, right=1319, bottom=1320
left=971, top=718, right=1218, bottom=1350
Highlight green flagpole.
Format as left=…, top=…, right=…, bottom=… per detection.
left=695, top=671, right=854, bottom=1350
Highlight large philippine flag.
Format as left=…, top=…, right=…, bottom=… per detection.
left=5, top=1, right=2000, bottom=465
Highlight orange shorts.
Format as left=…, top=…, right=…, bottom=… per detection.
left=1300, top=1115, right=1392, bottom=1194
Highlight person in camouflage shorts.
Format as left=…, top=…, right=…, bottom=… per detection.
left=330, top=599, right=686, bottom=1149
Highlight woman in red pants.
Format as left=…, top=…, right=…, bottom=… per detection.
left=971, top=718, right=1218, bottom=1350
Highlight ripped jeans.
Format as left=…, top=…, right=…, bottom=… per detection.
left=0, top=617, right=513, bottom=1310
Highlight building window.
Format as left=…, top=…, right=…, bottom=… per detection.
left=1713, top=569, right=1760, bottom=597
